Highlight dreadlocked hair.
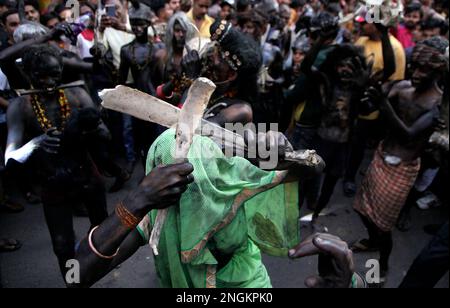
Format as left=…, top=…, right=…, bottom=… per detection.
left=411, top=41, right=448, bottom=73
left=22, top=44, right=63, bottom=76
left=319, top=44, right=367, bottom=81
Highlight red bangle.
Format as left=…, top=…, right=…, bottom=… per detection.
left=156, top=84, right=173, bottom=99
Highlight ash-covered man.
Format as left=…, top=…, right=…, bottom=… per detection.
left=352, top=39, right=448, bottom=282
left=119, top=1, right=166, bottom=164
left=4, top=44, right=109, bottom=278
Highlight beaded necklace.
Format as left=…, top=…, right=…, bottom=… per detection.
left=30, top=89, right=71, bottom=132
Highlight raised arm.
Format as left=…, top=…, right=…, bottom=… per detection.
left=378, top=25, right=396, bottom=82
left=368, top=86, right=439, bottom=139
left=0, top=23, right=74, bottom=62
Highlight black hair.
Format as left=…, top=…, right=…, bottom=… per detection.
left=295, top=15, right=311, bottom=32
left=80, top=1, right=96, bottom=13
left=405, top=2, right=423, bottom=16
left=236, top=0, right=250, bottom=12
left=22, top=44, right=63, bottom=76
left=24, top=0, right=39, bottom=11
left=210, top=19, right=262, bottom=103
left=319, top=44, right=367, bottom=82
left=421, top=36, right=449, bottom=54
left=54, top=3, right=71, bottom=15
left=40, top=12, right=58, bottom=26
left=310, top=11, right=339, bottom=38
left=422, top=17, right=449, bottom=35
left=1, top=8, right=18, bottom=25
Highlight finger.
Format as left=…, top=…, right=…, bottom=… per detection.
left=171, top=173, right=195, bottom=187
left=44, top=136, right=61, bottom=144
left=312, top=236, right=353, bottom=270
left=288, top=239, right=320, bottom=258
left=43, top=148, right=59, bottom=154
left=46, top=127, right=58, bottom=135
left=243, top=128, right=256, bottom=146
left=163, top=162, right=194, bottom=176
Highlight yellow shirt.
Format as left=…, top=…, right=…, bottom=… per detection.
left=187, top=10, right=215, bottom=38
left=356, top=35, right=406, bottom=120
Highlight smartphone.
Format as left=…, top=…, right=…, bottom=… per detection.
left=105, top=4, right=116, bottom=17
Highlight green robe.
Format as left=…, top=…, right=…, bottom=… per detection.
left=137, top=129, right=299, bottom=288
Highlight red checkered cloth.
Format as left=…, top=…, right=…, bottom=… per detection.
left=353, top=144, right=421, bottom=232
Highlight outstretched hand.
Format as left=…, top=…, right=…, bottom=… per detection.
left=243, top=129, right=294, bottom=170
left=289, top=233, right=354, bottom=288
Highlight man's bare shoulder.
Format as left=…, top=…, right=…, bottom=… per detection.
left=386, top=80, right=412, bottom=96
left=8, top=95, right=30, bottom=112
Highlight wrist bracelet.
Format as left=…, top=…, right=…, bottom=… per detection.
left=88, top=226, right=119, bottom=259
left=115, top=201, right=140, bottom=229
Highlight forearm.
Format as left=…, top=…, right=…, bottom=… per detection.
left=380, top=32, right=396, bottom=81
left=0, top=97, right=8, bottom=109
left=63, top=58, right=93, bottom=73
left=300, top=38, right=324, bottom=75
left=75, top=191, right=148, bottom=287
left=4, top=139, right=39, bottom=165
left=0, top=34, right=51, bottom=62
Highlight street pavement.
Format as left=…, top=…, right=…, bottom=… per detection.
left=0, top=158, right=448, bottom=288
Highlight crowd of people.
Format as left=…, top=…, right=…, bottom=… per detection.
left=0, top=0, right=448, bottom=288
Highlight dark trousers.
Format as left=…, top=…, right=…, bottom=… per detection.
left=358, top=212, right=393, bottom=272
left=399, top=221, right=449, bottom=288
left=288, top=125, right=321, bottom=210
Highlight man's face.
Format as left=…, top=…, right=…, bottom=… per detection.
left=336, top=58, right=356, bottom=84
left=293, top=50, right=305, bottom=65
left=169, top=0, right=181, bottom=12
left=173, top=21, right=186, bottom=49
left=404, top=11, right=421, bottom=29
left=220, top=4, right=232, bottom=20
left=59, top=9, right=73, bottom=22
left=193, top=0, right=211, bottom=20
left=25, top=5, right=40, bottom=22
left=422, top=27, right=440, bottom=39
left=204, top=45, right=233, bottom=83
left=242, top=21, right=256, bottom=37
left=411, top=64, right=435, bottom=91
left=130, top=19, right=150, bottom=38
left=30, top=56, right=63, bottom=91
left=5, top=13, right=20, bottom=38
left=46, top=17, right=60, bottom=30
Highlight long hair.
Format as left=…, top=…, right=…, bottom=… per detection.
left=164, top=12, right=197, bottom=62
